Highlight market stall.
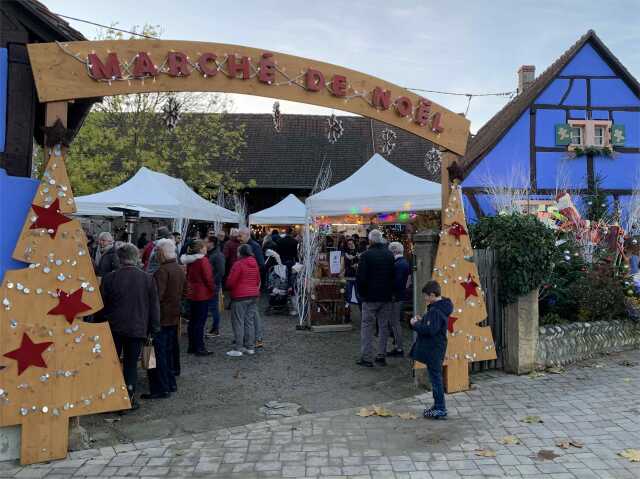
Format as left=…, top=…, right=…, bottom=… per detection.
left=74, top=167, right=239, bottom=238
left=300, top=154, right=441, bottom=329
left=249, top=194, right=306, bottom=225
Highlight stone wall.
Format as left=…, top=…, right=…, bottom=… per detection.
left=536, top=320, right=640, bottom=368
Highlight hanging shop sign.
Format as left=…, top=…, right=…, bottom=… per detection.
left=26, top=40, right=470, bottom=155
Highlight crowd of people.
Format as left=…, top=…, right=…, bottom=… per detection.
left=88, top=224, right=448, bottom=420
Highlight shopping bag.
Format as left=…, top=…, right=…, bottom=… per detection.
left=141, top=339, right=156, bottom=369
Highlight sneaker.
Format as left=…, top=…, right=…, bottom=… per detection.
left=356, top=359, right=374, bottom=368
left=226, top=350, right=243, bottom=357
left=244, top=349, right=255, bottom=355
left=205, top=329, right=220, bottom=338
left=374, top=356, right=387, bottom=366
left=255, top=340, right=264, bottom=349
left=423, top=408, right=447, bottom=419
left=386, top=349, right=405, bottom=358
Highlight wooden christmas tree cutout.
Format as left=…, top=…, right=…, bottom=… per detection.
left=433, top=182, right=496, bottom=393
left=0, top=147, right=130, bottom=465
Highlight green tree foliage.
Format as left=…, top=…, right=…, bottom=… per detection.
left=57, top=23, right=251, bottom=199
left=470, top=213, right=556, bottom=304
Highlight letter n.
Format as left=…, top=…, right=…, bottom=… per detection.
left=372, top=87, right=391, bottom=110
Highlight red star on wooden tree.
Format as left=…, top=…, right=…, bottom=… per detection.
left=460, top=274, right=479, bottom=299
left=30, top=199, right=71, bottom=238
left=447, top=316, right=458, bottom=333
left=3, top=333, right=53, bottom=375
left=448, top=221, right=468, bottom=241
left=47, top=288, right=92, bottom=324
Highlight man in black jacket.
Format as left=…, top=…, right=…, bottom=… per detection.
left=99, top=243, right=160, bottom=409
left=355, top=229, right=395, bottom=367
left=410, top=280, right=452, bottom=419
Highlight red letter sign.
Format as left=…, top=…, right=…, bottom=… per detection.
left=168, top=51, right=191, bottom=77
left=227, top=55, right=251, bottom=80
left=431, top=112, right=444, bottom=133
left=88, top=52, right=122, bottom=80
left=258, top=53, right=276, bottom=84
left=395, top=96, right=413, bottom=117
left=198, top=53, right=218, bottom=77
left=414, top=99, right=431, bottom=126
left=133, top=52, right=157, bottom=77
left=331, top=75, right=347, bottom=97
left=305, top=69, right=325, bottom=92
left=372, top=87, right=391, bottom=110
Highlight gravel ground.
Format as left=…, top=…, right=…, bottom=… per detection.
left=83, top=299, right=419, bottom=447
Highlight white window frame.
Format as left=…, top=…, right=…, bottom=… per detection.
left=570, top=125, right=584, bottom=146
left=568, top=120, right=612, bottom=149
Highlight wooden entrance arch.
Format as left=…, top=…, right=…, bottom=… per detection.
left=27, top=40, right=469, bottom=155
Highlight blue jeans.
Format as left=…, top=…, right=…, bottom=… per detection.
left=427, top=359, right=446, bottom=411
left=208, top=294, right=221, bottom=331
left=148, top=326, right=177, bottom=394
left=188, top=300, right=208, bottom=352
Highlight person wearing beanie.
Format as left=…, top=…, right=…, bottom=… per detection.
left=143, top=226, right=173, bottom=274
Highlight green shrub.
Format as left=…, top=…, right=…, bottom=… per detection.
left=470, top=213, right=556, bottom=304
left=568, top=262, right=628, bottom=322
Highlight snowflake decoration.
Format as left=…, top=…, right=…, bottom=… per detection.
left=161, top=96, right=182, bottom=129
left=326, top=113, right=344, bottom=144
left=424, top=147, right=442, bottom=178
left=380, top=128, right=397, bottom=156
left=272, top=101, right=283, bottom=133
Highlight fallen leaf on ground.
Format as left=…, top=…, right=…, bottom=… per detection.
left=546, top=367, right=565, bottom=374
left=475, top=448, right=497, bottom=457
left=104, top=418, right=120, bottom=424
left=500, top=436, right=521, bottom=445
left=373, top=405, right=394, bottom=417
left=556, top=439, right=583, bottom=449
left=397, top=412, right=417, bottom=420
left=623, top=378, right=633, bottom=383
left=619, top=449, right=640, bottom=462
left=535, top=450, right=560, bottom=461
left=522, top=415, right=544, bottom=424
left=556, top=441, right=570, bottom=449
left=569, top=440, right=584, bottom=448
left=593, top=363, right=605, bottom=368
left=357, top=407, right=375, bottom=417
left=528, top=371, right=546, bottom=379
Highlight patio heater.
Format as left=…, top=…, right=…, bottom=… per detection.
left=107, top=204, right=155, bottom=243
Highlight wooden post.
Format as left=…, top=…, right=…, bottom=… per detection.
left=440, top=151, right=458, bottom=221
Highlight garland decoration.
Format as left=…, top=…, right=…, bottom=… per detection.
left=326, top=113, right=344, bottom=144
left=424, top=147, right=442, bottom=178
left=380, top=128, right=397, bottom=156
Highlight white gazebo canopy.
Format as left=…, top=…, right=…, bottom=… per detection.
left=75, top=167, right=239, bottom=223
left=305, top=153, right=441, bottom=217
left=249, top=194, right=306, bottom=225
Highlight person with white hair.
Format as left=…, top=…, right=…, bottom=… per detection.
left=355, top=229, right=395, bottom=367
left=382, top=241, right=410, bottom=358
left=95, top=231, right=119, bottom=277
left=99, top=243, right=160, bottom=410
left=145, top=238, right=186, bottom=399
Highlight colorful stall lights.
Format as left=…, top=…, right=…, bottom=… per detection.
left=398, top=212, right=410, bottom=222
left=349, top=207, right=359, bottom=215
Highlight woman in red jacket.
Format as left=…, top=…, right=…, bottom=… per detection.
left=225, top=244, right=261, bottom=357
left=181, top=240, right=215, bottom=356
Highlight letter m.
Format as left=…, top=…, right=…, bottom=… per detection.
left=88, top=53, right=122, bottom=80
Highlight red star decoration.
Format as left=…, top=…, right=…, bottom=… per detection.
left=460, top=274, right=479, bottom=299
left=3, top=333, right=53, bottom=375
left=47, top=288, right=92, bottom=324
left=448, top=221, right=468, bottom=241
left=447, top=316, right=458, bottom=333
left=29, top=198, right=72, bottom=238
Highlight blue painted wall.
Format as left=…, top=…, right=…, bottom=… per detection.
left=0, top=169, right=39, bottom=283
left=0, top=48, right=7, bottom=153
left=463, top=39, right=640, bottom=220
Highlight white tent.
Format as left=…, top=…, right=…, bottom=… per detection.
left=249, top=194, right=306, bottom=225
left=75, top=167, right=239, bottom=223
left=305, top=153, right=441, bottom=216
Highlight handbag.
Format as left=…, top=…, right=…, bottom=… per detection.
left=141, top=339, right=157, bottom=369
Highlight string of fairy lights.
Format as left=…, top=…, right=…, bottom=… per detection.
left=53, top=13, right=517, bottom=118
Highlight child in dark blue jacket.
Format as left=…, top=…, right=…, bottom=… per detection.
left=410, top=280, right=452, bottom=419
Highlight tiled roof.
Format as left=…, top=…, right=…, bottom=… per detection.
left=11, top=0, right=86, bottom=41
left=462, top=30, right=640, bottom=177
left=217, top=113, right=437, bottom=189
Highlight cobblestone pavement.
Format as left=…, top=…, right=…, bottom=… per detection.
left=2, top=350, right=640, bottom=478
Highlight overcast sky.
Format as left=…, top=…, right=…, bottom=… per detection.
left=44, top=0, right=640, bottom=133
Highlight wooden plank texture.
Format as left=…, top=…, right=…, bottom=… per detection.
left=26, top=40, right=470, bottom=155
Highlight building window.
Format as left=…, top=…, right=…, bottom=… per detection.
left=593, top=126, right=605, bottom=146
left=570, top=126, right=583, bottom=146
